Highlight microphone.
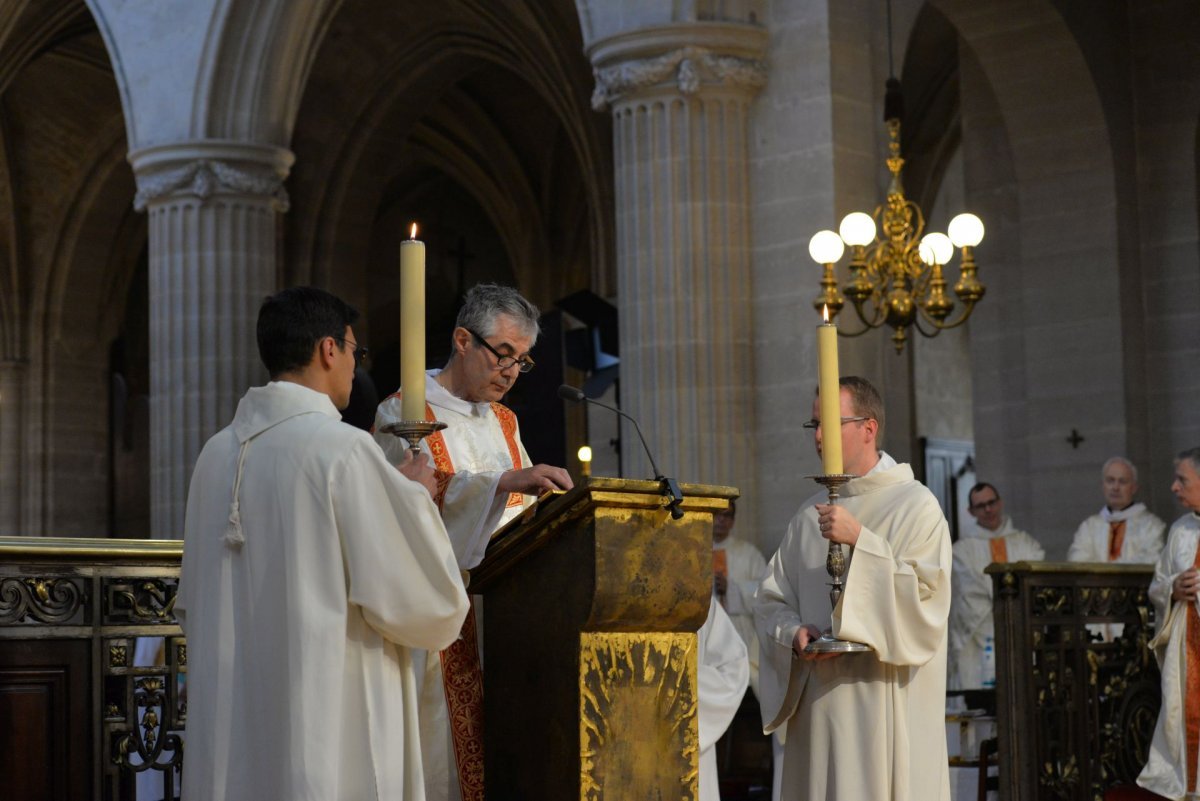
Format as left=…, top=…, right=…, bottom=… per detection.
left=557, top=384, right=684, bottom=519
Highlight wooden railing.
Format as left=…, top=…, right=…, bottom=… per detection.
left=0, top=537, right=185, bottom=801
left=986, top=562, right=1160, bottom=801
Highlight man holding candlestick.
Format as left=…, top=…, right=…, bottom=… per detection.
left=754, top=376, right=953, bottom=801
left=374, top=282, right=572, bottom=801
left=177, top=287, right=469, bottom=801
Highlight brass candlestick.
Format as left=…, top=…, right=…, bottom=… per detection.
left=379, top=420, right=447, bottom=455
left=804, top=472, right=873, bottom=654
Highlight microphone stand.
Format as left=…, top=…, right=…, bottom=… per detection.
left=558, top=385, right=684, bottom=520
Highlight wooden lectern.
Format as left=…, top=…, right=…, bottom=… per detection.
left=469, top=477, right=737, bottom=800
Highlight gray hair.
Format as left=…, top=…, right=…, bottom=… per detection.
left=1102, top=456, right=1138, bottom=483
left=1177, top=447, right=1200, bottom=472
left=454, top=283, right=540, bottom=344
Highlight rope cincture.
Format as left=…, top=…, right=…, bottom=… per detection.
left=224, top=440, right=251, bottom=549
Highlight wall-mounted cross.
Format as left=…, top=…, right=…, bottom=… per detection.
left=1066, top=428, right=1085, bottom=449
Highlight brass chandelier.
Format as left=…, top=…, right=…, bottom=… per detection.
left=809, top=79, right=985, bottom=354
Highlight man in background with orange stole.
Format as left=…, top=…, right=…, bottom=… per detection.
left=1067, top=456, right=1166, bottom=564
left=948, top=482, right=1044, bottom=689
left=1139, top=447, right=1200, bottom=800
left=374, top=283, right=572, bottom=801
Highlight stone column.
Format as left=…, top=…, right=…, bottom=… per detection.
left=129, top=142, right=293, bottom=538
left=0, top=359, right=26, bottom=533
left=588, top=25, right=767, bottom=497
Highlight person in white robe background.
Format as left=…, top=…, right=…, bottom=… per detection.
left=948, top=482, right=1045, bottom=689
left=698, top=598, right=751, bottom=801
left=177, top=286, right=469, bottom=801
left=755, top=376, right=952, bottom=801
left=711, top=498, right=783, bottom=798
left=1067, top=456, right=1166, bottom=564
left=374, top=283, right=572, bottom=801
left=1138, top=447, right=1200, bottom=800
left=712, top=498, right=768, bottom=695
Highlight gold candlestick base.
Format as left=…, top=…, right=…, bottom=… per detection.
left=804, top=472, right=873, bottom=655
left=379, top=420, right=447, bottom=455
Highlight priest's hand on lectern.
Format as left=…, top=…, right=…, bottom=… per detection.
left=497, top=464, right=574, bottom=496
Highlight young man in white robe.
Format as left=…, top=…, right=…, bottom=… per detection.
left=948, top=482, right=1044, bottom=689
left=1067, top=456, right=1166, bottom=564
left=177, top=286, right=469, bottom=801
left=755, top=376, right=952, bottom=801
left=374, top=283, right=572, bottom=801
left=1138, top=447, right=1200, bottom=800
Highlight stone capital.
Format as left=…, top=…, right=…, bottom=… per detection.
left=128, top=140, right=295, bottom=212
left=587, top=22, right=768, bottom=110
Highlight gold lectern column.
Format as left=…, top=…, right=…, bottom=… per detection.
left=470, top=478, right=733, bottom=801
left=580, top=632, right=698, bottom=800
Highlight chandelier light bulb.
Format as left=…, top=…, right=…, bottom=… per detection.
left=947, top=213, right=985, bottom=248
left=577, top=445, right=592, bottom=463
left=838, top=212, right=876, bottom=247
left=918, top=232, right=954, bottom=265
left=808, top=230, right=845, bottom=264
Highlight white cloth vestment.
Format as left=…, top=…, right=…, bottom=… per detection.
left=375, top=370, right=533, bottom=566
left=177, top=381, right=469, bottom=801
left=1138, top=513, right=1200, bottom=800
left=948, top=518, right=1044, bottom=689
left=699, top=599, right=751, bottom=801
left=1067, top=502, right=1166, bottom=563
left=374, top=370, right=533, bottom=801
left=755, top=453, right=952, bottom=801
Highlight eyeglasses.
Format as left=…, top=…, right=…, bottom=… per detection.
left=970, top=498, right=1000, bottom=511
left=466, top=329, right=535, bottom=373
left=801, top=416, right=870, bottom=431
left=332, top=336, right=369, bottom=366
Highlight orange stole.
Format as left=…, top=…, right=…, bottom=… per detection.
left=989, top=537, right=1008, bottom=564
left=1187, top=542, right=1200, bottom=793
left=490, top=402, right=524, bottom=509
left=1108, top=520, right=1127, bottom=561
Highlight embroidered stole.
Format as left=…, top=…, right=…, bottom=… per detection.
left=422, top=401, right=524, bottom=801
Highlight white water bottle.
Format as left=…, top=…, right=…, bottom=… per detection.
left=981, top=636, right=996, bottom=688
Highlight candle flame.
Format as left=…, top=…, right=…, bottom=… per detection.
left=410, top=222, right=418, bottom=239
left=822, top=304, right=830, bottom=323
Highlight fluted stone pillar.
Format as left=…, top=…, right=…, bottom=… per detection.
left=0, top=360, right=26, bottom=533
left=129, top=142, right=293, bottom=538
left=588, top=24, right=767, bottom=496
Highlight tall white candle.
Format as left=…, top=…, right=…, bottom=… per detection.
left=816, top=305, right=843, bottom=475
left=400, top=223, right=425, bottom=422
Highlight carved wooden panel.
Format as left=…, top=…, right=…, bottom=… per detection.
left=0, top=640, right=91, bottom=801
left=989, top=563, right=1159, bottom=801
